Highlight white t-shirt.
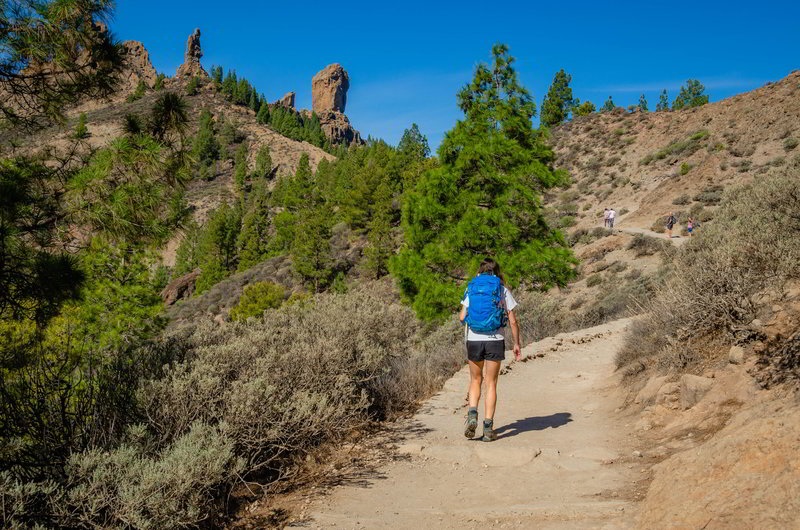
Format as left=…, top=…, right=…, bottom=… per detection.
left=608, top=209, right=616, bottom=219
left=461, top=286, right=518, bottom=341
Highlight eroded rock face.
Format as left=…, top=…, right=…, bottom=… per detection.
left=119, top=40, right=158, bottom=91
left=274, top=92, right=295, bottom=109
left=160, top=269, right=200, bottom=306
left=316, top=109, right=361, bottom=146
left=312, top=63, right=349, bottom=114
left=176, top=28, right=207, bottom=79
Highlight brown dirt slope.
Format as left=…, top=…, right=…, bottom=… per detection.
left=550, top=71, right=800, bottom=233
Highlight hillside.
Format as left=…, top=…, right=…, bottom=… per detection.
left=549, top=71, right=800, bottom=233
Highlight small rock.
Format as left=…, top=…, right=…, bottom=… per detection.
left=729, top=345, right=745, bottom=365
left=750, top=318, right=763, bottom=328
left=680, top=374, right=714, bottom=409
left=632, top=450, right=643, bottom=458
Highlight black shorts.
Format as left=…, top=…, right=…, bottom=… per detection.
left=466, top=340, right=506, bottom=362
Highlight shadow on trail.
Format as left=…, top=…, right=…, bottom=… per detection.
left=494, top=412, right=573, bottom=439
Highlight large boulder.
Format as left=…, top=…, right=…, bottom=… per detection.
left=312, top=63, right=349, bottom=114
left=160, top=269, right=200, bottom=306
left=316, top=109, right=361, bottom=146
left=119, top=40, right=158, bottom=91
left=176, top=28, right=207, bottom=79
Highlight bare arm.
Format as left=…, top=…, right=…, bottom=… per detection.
left=508, top=309, right=521, bottom=360
left=459, top=305, right=467, bottom=323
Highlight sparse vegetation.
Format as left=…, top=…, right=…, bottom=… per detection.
left=617, top=160, right=800, bottom=379
left=627, top=233, right=668, bottom=257
left=784, top=137, right=798, bottom=151
left=640, top=130, right=710, bottom=165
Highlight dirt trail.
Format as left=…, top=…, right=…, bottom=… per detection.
left=303, top=318, right=644, bottom=529
left=614, top=225, right=688, bottom=246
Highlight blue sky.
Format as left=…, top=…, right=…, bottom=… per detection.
left=111, top=0, right=799, bottom=150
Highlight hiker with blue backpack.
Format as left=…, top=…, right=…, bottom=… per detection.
left=459, top=258, right=521, bottom=442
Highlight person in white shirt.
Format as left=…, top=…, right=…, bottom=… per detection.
left=459, top=258, right=521, bottom=442
left=603, top=208, right=610, bottom=228
left=608, top=208, right=616, bottom=228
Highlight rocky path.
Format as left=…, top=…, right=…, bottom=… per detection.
left=303, top=318, right=643, bottom=529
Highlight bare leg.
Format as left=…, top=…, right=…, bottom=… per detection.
left=468, top=360, right=484, bottom=409
left=483, top=360, right=502, bottom=420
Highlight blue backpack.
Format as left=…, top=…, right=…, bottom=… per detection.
left=463, top=274, right=507, bottom=333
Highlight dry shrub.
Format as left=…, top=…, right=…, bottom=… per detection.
left=617, top=159, right=800, bottom=373
left=627, top=232, right=669, bottom=256
left=4, top=282, right=465, bottom=529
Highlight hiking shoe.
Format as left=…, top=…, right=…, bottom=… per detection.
left=464, top=410, right=478, bottom=439
left=481, top=420, right=497, bottom=442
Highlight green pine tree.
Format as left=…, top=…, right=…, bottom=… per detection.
left=638, top=93, right=649, bottom=112
left=291, top=204, right=333, bottom=291
left=573, top=100, right=596, bottom=117
left=656, top=89, right=670, bottom=111
left=390, top=44, right=576, bottom=320
left=673, top=79, right=709, bottom=110
left=73, top=112, right=89, bottom=139
left=233, top=142, right=249, bottom=190
left=236, top=182, right=271, bottom=270
left=540, top=69, right=575, bottom=127
left=600, top=96, right=616, bottom=113
left=253, top=145, right=272, bottom=179
left=256, top=102, right=270, bottom=124
left=398, top=123, right=430, bottom=160
left=364, top=182, right=395, bottom=278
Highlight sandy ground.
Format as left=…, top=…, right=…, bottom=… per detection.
left=613, top=225, right=689, bottom=246
left=301, top=318, right=644, bottom=529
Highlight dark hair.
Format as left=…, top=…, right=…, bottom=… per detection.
left=477, top=257, right=506, bottom=284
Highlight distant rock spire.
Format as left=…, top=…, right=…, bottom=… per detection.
left=176, top=28, right=207, bottom=79
left=312, top=63, right=349, bottom=114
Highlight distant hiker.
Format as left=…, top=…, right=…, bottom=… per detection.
left=665, top=212, right=677, bottom=238
left=608, top=208, right=616, bottom=229
left=459, top=258, right=521, bottom=442
left=687, top=217, right=694, bottom=237
left=603, top=208, right=610, bottom=228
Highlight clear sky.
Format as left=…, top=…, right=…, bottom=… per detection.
left=110, top=0, right=799, bottom=150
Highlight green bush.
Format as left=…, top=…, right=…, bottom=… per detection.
left=72, top=112, right=89, bottom=139
left=640, top=130, right=709, bottom=165
left=679, top=162, right=692, bottom=175
left=784, top=137, right=798, bottom=151
left=627, top=233, right=668, bottom=257
left=693, top=185, right=723, bottom=204
left=228, top=281, right=285, bottom=321
left=672, top=194, right=691, bottom=205
left=127, top=79, right=146, bottom=102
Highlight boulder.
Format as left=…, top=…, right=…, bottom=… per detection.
left=729, top=345, right=746, bottom=365
left=119, top=40, right=158, bottom=91
left=160, top=269, right=200, bottom=305
left=634, top=375, right=670, bottom=405
left=312, top=63, right=349, bottom=113
left=680, top=374, right=714, bottom=409
left=176, top=28, right=207, bottom=79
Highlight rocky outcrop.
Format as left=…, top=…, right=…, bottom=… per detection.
left=176, top=28, right=207, bottom=79
left=308, top=64, right=361, bottom=145
left=316, top=109, right=361, bottom=146
left=160, top=269, right=200, bottom=305
left=274, top=92, right=295, bottom=109
left=119, top=40, right=158, bottom=91
left=312, top=63, right=349, bottom=113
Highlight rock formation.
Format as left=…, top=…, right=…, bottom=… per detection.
left=176, top=28, right=207, bottom=79
left=316, top=109, right=361, bottom=145
left=160, top=269, right=200, bottom=305
left=274, top=92, right=295, bottom=109
left=312, top=63, right=349, bottom=113
left=310, top=64, right=361, bottom=145
left=119, top=40, right=158, bottom=91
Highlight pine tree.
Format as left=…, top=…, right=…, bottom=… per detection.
left=185, top=76, right=199, bottom=96
left=656, top=89, right=670, bottom=111
left=364, top=182, right=395, bottom=278
left=154, top=73, right=166, bottom=91
left=398, top=123, right=430, bottom=160
left=673, top=79, right=709, bottom=110
left=573, top=101, right=596, bottom=117
left=600, top=96, right=616, bottom=113
left=192, top=109, right=219, bottom=164
left=73, top=113, right=89, bottom=139
left=233, top=143, right=249, bottom=190
left=236, top=182, right=271, bottom=270
left=540, top=69, right=575, bottom=127
left=291, top=204, right=333, bottom=291
left=256, top=101, right=270, bottom=124
left=253, top=145, right=272, bottom=179
left=210, top=65, right=223, bottom=84
left=390, top=44, right=576, bottom=320
left=638, top=94, right=649, bottom=112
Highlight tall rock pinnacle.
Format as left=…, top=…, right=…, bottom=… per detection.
left=312, top=64, right=349, bottom=114
left=176, top=28, right=207, bottom=79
